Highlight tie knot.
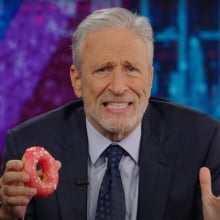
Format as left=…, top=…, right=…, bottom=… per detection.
left=106, top=144, right=125, bottom=168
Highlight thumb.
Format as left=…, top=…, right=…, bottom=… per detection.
left=199, top=167, right=212, bottom=199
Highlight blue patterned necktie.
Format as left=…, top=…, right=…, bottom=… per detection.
left=95, top=144, right=126, bottom=220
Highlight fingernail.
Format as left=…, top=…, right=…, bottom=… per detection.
left=16, top=160, right=23, bottom=169
left=30, top=188, right=37, bottom=194
left=23, top=174, right=30, bottom=182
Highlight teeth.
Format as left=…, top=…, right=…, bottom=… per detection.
left=106, top=103, right=128, bottom=109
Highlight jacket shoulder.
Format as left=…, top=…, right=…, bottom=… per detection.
left=149, top=96, right=219, bottom=126
left=11, top=99, right=84, bottom=132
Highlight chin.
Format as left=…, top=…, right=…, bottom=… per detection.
left=100, top=119, right=137, bottom=135
left=87, top=107, right=143, bottom=136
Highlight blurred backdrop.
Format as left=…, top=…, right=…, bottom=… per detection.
left=0, top=0, right=220, bottom=155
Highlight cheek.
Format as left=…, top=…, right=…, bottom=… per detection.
left=142, top=75, right=153, bottom=94
left=133, top=78, right=152, bottom=97
left=141, top=86, right=151, bottom=99
left=81, top=79, right=105, bottom=102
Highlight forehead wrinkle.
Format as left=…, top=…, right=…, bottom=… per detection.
left=96, top=58, right=116, bottom=66
left=101, top=60, right=135, bottom=68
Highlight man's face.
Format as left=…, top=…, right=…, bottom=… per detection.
left=70, top=28, right=153, bottom=141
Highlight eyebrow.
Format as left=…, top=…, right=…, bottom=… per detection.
left=122, top=60, right=141, bottom=68
left=102, top=61, right=116, bottom=66
left=100, top=60, right=133, bottom=66
left=92, top=60, right=139, bottom=70
left=123, top=60, right=133, bottom=66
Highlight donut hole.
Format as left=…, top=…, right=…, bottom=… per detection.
left=22, top=146, right=59, bottom=197
left=36, top=164, right=45, bottom=180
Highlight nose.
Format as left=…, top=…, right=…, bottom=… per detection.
left=108, top=70, right=127, bottom=95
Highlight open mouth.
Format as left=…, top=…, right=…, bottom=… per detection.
left=103, top=102, right=132, bottom=110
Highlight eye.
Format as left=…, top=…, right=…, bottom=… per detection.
left=96, top=66, right=112, bottom=74
left=126, top=65, right=138, bottom=73
left=98, top=67, right=108, bottom=72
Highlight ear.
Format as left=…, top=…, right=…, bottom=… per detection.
left=148, top=66, right=154, bottom=88
left=70, top=65, right=82, bottom=98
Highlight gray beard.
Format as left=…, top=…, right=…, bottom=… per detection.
left=85, top=102, right=148, bottom=136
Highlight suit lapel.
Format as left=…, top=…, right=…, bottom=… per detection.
left=137, top=103, right=176, bottom=220
left=56, top=107, right=89, bottom=220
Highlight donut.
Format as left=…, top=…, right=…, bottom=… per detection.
left=22, top=146, right=59, bottom=197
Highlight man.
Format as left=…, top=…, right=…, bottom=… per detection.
left=0, top=7, right=220, bottom=220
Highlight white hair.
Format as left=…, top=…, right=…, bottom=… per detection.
left=71, top=7, right=154, bottom=72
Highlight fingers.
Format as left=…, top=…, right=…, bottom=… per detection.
left=1, top=160, right=29, bottom=185
left=199, top=167, right=212, bottom=200
left=2, top=185, right=36, bottom=206
left=5, top=160, right=23, bottom=172
left=0, top=160, right=37, bottom=207
left=0, top=160, right=37, bottom=219
left=199, top=167, right=220, bottom=220
left=1, top=171, right=29, bottom=185
left=56, top=160, right=62, bottom=170
left=199, top=167, right=211, bottom=191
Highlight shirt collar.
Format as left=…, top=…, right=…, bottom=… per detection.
left=86, top=119, right=141, bottom=165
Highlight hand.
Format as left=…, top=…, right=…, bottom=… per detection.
left=0, top=160, right=37, bottom=219
left=199, top=167, right=220, bottom=220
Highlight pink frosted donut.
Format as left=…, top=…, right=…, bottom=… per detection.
left=22, top=146, right=59, bottom=197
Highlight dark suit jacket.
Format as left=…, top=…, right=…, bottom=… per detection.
left=1, top=97, right=220, bottom=220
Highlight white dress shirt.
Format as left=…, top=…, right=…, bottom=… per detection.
left=86, top=119, right=141, bottom=220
